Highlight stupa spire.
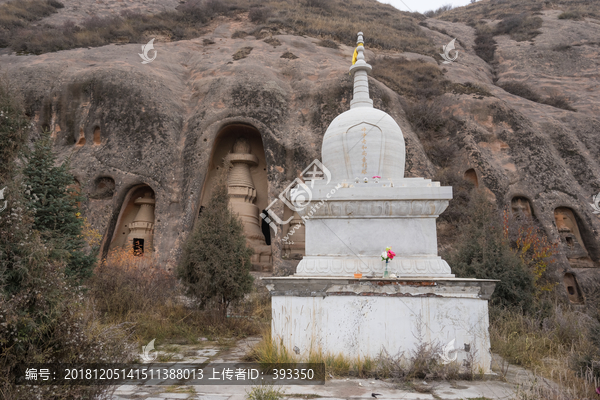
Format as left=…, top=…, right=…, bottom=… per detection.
left=349, top=32, right=373, bottom=109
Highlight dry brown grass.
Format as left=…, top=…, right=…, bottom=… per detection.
left=89, top=248, right=269, bottom=344
left=2, top=0, right=436, bottom=56
left=438, top=0, right=600, bottom=23
left=247, top=325, right=474, bottom=381
left=261, top=0, right=434, bottom=54
left=490, top=302, right=600, bottom=399
left=499, top=81, right=576, bottom=111
left=371, top=57, right=447, bottom=99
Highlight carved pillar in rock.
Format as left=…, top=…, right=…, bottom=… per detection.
left=126, top=193, right=156, bottom=254
left=283, top=211, right=305, bottom=259
left=226, top=137, right=272, bottom=270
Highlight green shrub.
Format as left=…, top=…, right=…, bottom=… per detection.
left=246, top=383, right=285, bottom=400
left=473, top=28, right=497, bottom=63
left=371, top=57, right=447, bottom=99
left=448, top=82, right=492, bottom=97
left=316, top=38, right=339, bottom=49
left=494, top=13, right=542, bottom=41
left=233, top=46, right=253, bottom=60
left=499, top=81, right=540, bottom=102
left=558, top=10, right=583, bottom=20
left=249, top=6, right=272, bottom=23
left=500, top=82, right=577, bottom=111
left=0, top=78, right=133, bottom=400
left=448, top=190, right=535, bottom=311
left=23, top=132, right=96, bottom=282
left=177, top=168, right=254, bottom=319
left=402, top=97, right=449, bottom=134
left=423, top=4, right=453, bottom=18
left=552, top=44, right=571, bottom=52
left=541, top=95, right=576, bottom=111
left=0, top=78, right=28, bottom=181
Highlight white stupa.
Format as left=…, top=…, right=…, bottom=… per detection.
left=264, top=33, right=496, bottom=372
left=296, top=32, right=453, bottom=278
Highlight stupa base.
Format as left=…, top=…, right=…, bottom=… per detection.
left=263, top=276, right=497, bottom=373
left=296, top=255, right=454, bottom=278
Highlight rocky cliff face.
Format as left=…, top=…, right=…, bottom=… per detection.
left=2, top=1, right=599, bottom=301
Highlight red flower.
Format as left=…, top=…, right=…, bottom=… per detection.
left=387, top=250, right=396, bottom=260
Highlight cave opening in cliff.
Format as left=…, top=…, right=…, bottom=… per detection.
left=511, top=196, right=534, bottom=220
left=199, top=123, right=273, bottom=271
left=109, top=185, right=156, bottom=255
left=133, top=238, right=144, bottom=256
left=93, top=126, right=101, bottom=145
left=75, top=127, right=86, bottom=146
left=554, top=207, right=599, bottom=268
left=563, top=272, right=584, bottom=304
left=464, top=168, right=478, bottom=187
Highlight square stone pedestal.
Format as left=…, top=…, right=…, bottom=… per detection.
left=263, top=277, right=497, bottom=373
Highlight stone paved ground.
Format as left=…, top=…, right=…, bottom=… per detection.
left=108, top=337, right=521, bottom=400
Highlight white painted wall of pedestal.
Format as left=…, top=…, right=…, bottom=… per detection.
left=265, top=277, right=496, bottom=373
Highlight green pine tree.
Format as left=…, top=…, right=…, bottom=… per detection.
left=448, top=189, right=535, bottom=311
left=23, top=132, right=95, bottom=281
left=1, top=78, right=132, bottom=400
left=177, top=169, right=254, bottom=318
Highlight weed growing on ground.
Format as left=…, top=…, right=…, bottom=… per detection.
left=247, top=324, right=476, bottom=382
left=246, top=383, right=285, bottom=400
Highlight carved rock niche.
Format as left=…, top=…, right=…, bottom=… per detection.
left=554, top=207, right=593, bottom=267
left=93, top=126, right=101, bottom=145
left=76, top=127, right=86, bottom=146
left=109, top=185, right=156, bottom=255
left=90, top=176, right=115, bottom=199
left=200, top=124, right=272, bottom=271
left=563, top=272, right=584, bottom=304
left=464, top=168, right=478, bottom=187
left=511, top=196, right=533, bottom=219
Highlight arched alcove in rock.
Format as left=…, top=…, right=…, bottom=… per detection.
left=109, top=185, right=156, bottom=256
left=554, top=207, right=598, bottom=268
left=199, top=124, right=272, bottom=271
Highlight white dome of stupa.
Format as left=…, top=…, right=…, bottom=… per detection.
left=321, top=32, right=405, bottom=182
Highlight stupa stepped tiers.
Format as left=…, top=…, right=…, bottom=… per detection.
left=126, top=192, right=156, bottom=254
left=264, top=33, right=497, bottom=373
left=226, top=137, right=272, bottom=271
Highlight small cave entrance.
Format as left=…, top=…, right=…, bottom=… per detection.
left=133, top=238, right=145, bottom=256
left=563, top=272, right=584, bottom=304
left=464, top=168, right=478, bottom=187
left=199, top=124, right=273, bottom=271
left=76, top=128, right=86, bottom=146
left=93, top=126, right=101, bottom=145
left=109, top=185, right=156, bottom=255
left=511, top=196, right=534, bottom=219
left=554, top=207, right=598, bottom=268
left=90, top=176, right=115, bottom=199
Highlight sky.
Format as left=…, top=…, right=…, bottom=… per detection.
left=379, top=0, right=473, bottom=13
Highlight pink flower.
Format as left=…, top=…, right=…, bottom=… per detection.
left=387, top=250, right=396, bottom=260
left=372, top=176, right=381, bottom=179
left=596, top=387, right=600, bottom=395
